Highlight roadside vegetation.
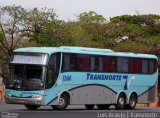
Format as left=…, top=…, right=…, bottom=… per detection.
left=0, top=5, right=160, bottom=65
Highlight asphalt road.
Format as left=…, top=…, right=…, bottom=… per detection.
left=0, top=102, right=160, bottom=118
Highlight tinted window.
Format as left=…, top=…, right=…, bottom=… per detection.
left=62, top=54, right=70, bottom=71
left=104, top=57, right=110, bottom=72
left=142, top=59, right=148, bottom=73
left=62, top=54, right=90, bottom=72
left=91, top=56, right=103, bottom=72
left=46, top=53, right=61, bottom=89
left=76, top=55, right=90, bottom=71
left=104, top=57, right=117, bottom=72
left=62, top=54, right=76, bottom=71
left=129, top=59, right=141, bottom=73
left=149, top=60, right=156, bottom=73
left=70, top=55, right=76, bottom=71
left=48, top=53, right=61, bottom=72
left=62, top=53, right=157, bottom=74
left=117, top=57, right=129, bottom=73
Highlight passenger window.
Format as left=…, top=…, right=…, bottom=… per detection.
left=104, top=57, right=110, bottom=72
left=109, top=57, right=117, bottom=72
left=129, top=59, right=141, bottom=73
left=91, top=56, right=103, bottom=72
left=70, top=55, right=76, bottom=71
left=117, top=57, right=129, bottom=73
left=62, top=54, right=70, bottom=71
left=142, top=60, right=148, bottom=73
left=103, top=57, right=117, bottom=72
left=76, top=55, right=90, bottom=71
left=62, top=54, right=76, bottom=71
left=149, top=60, right=156, bottom=73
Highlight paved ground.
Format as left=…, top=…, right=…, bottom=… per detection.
left=0, top=102, right=160, bottom=118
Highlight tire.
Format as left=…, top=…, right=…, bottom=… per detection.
left=115, top=93, right=126, bottom=110
left=125, top=94, right=137, bottom=109
left=51, top=94, right=69, bottom=110
left=97, top=104, right=110, bottom=110
left=85, top=105, right=95, bottom=110
left=24, top=105, right=40, bottom=110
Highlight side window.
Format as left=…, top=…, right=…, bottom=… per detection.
left=70, top=54, right=76, bottom=71
left=109, top=57, right=117, bottom=72
left=117, top=57, right=129, bottom=73
left=149, top=60, right=157, bottom=73
left=48, top=53, right=61, bottom=73
left=46, top=53, right=61, bottom=89
left=62, top=54, right=76, bottom=71
left=104, top=57, right=110, bottom=72
left=142, top=59, right=149, bottom=73
left=46, top=70, right=54, bottom=87
left=62, top=54, right=70, bottom=71
left=103, top=57, right=117, bottom=72
left=76, top=55, right=90, bottom=71
left=91, top=56, right=103, bottom=72
left=129, top=58, right=141, bottom=73
left=99, top=57, right=103, bottom=71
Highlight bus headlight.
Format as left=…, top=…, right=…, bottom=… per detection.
left=31, top=95, right=43, bottom=98
left=5, top=93, right=12, bottom=97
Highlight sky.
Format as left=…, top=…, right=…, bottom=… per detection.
left=1, top=0, right=160, bottom=21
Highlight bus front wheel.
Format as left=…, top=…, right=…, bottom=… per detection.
left=115, top=93, right=126, bottom=110
left=24, top=105, right=40, bottom=110
left=85, top=105, right=95, bottom=110
left=52, top=94, right=69, bottom=110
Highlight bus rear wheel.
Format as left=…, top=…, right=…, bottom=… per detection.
left=97, top=104, right=110, bottom=110
left=125, top=94, right=137, bottom=109
left=85, top=105, right=95, bottom=110
left=24, top=105, right=40, bottom=110
left=51, top=94, right=69, bottom=110
left=115, top=93, right=126, bottom=110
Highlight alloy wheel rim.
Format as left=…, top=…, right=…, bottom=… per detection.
left=59, top=98, right=65, bottom=106
left=119, top=98, right=125, bottom=106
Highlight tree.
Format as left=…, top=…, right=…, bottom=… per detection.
left=0, top=5, right=27, bottom=63
left=22, top=7, right=73, bottom=46
left=78, top=11, right=112, bottom=48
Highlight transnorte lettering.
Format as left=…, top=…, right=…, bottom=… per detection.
left=87, top=73, right=122, bottom=81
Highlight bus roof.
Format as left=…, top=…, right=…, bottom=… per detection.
left=14, top=46, right=157, bottom=59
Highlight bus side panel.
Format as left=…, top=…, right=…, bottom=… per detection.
left=136, top=73, right=158, bottom=104
left=137, top=81, right=158, bottom=104
left=69, top=85, right=117, bottom=105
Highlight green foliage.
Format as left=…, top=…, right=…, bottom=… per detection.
left=114, top=41, right=151, bottom=53
left=1, top=5, right=160, bottom=65
left=79, top=11, right=106, bottom=24
left=110, top=15, right=141, bottom=25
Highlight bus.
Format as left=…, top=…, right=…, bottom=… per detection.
left=5, top=46, right=158, bottom=110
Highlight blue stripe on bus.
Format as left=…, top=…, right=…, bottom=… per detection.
left=68, top=84, right=118, bottom=94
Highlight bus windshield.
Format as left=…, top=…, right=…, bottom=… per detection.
left=6, top=65, right=44, bottom=91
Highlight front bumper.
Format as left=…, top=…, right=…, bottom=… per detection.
left=5, top=95, right=45, bottom=105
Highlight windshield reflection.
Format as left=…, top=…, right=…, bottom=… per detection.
left=6, top=65, right=44, bottom=91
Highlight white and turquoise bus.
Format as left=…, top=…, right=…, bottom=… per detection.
left=5, top=46, right=158, bottom=110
